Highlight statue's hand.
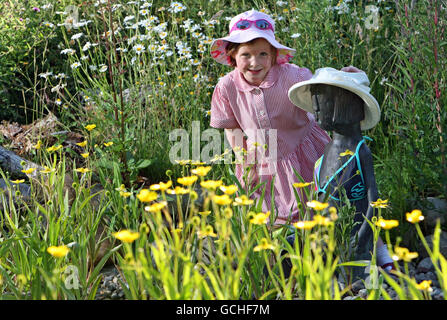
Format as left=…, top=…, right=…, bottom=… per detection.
left=341, top=65, right=364, bottom=73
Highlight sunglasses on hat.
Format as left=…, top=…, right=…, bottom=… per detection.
left=230, top=19, right=274, bottom=34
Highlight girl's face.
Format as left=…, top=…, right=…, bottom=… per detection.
left=233, top=38, right=275, bottom=86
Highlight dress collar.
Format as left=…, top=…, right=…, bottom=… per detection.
left=232, top=64, right=279, bottom=92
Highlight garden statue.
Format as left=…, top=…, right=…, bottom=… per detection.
left=288, top=68, right=393, bottom=281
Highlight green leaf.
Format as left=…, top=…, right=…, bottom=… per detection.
left=135, top=159, right=152, bottom=169
left=337, top=260, right=370, bottom=267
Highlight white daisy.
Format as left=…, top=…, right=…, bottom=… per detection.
left=82, top=42, right=92, bottom=51
left=39, top=72, right=53, bottom=79
left=61, top=48, right=75, bottom=55
left=133, top=44, right=146, bottom=54
left=71, top=32, right=84, bottom=40
left=71, top=62, right=81, bottom=69
left=140, top=9, right=149, bottom=15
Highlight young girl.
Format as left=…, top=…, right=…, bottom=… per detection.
left=209, top=9, right=359, bottom=225
left=288, top=67, right=394, bottom=276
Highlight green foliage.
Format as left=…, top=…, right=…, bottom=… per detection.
left=0, top=0, right=76, bottom=123
left=373, top=0, right=447, bottom=220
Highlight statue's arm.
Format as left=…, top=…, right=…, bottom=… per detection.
left=356, top=146, right=379, bottom=248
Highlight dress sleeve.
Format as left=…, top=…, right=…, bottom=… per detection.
left=284, top=63, right=313, bottom=84
left=297, top=66, right=313, bottom=82
left=210, top=82, right=240, bottom=129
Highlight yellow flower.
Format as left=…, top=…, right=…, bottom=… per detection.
left=415, top=280, right=433, bottom=292
left=199, top=210, right=211, bottom=216
left=249, top=211, right=270, bottom=225
left=80, top=152, right=89, bottom=158
left=223, top=207, right=233, bottom=219
left=76, top=140, right=87, bottom=147
left=75, top=167, right=90, bottom=174
left=254, top=238, right=276, bottom=252
left=177, top=175, right=198, bottom=186
left=329, top=206, right=338, bottom=220
left=190, top=216, right=201, bottom=226
left=339, top=149, right=354, bottom=157
left=371, top=198, right=389, bottom=208
left=233, top=195, right=254, bottom=206
left=167, top=186, right=190, bottom=195
left=406, top=209, right=424, bottom=224
left=293, top=220, right=318, bottom=230
left=219, top=185, right=238, bottom=195
left=313, top=214, right=332, bottom=226
left=144, top=201, right=167, bottom=213
left=191, top=160, right=206, bottom=165
left=33, top=140, right=42, bottom=150
left=392, top=246, right=418, bottom=262
left=191, top=166, right=212, bottom=176
left=21, top=167, right=36, bottom=174
left=11, top=179, right=25, bottom=184
left=40, top=166, right=55, bottom=174
left=136, top=189, right=158, bottom=202
left=306, top=200, right=329, bottom=211
left=46, top=144, right=63, bottom=152
left=103, top=141, right=113, bottom=147
left=293, top=182, right=312, bottom=188
left=175, top=159, right=191, bottom=166
left=47, top=245, right=70, bottom=258
left=150, top=180, right=172, bottom=191
left=112, top=230, right=140, bottom=243
left=120, top=191, right=132, bottom=198
left=200, top=180, right=223, bottom=190
left=375, top=218, right=399, bottom=230
left=197, top=225, right=217, bottom=238
left=213, top=194, right=232, bottom=206
left=115, top=184, right=126, bottom=192
left=85, top=124, right=96, bottom=131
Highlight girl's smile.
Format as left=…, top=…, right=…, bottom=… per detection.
left=232, top=38, right=275, bottom=86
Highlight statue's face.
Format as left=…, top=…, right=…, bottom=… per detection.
left=310, top=84, right=365, bottom=132
left=310, top=85, right=337, bottom=131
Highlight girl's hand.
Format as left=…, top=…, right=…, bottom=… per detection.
left=340, top=65, right=364, bottom=73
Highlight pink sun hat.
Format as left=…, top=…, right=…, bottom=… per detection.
left=210, top=9, right=296, bottom=66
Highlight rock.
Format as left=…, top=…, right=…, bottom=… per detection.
left=358, top=288, right=368, bottom=299
left=425, top=271, right=437, bottom=281
left=423, top=197, right=447, bottom=233
left=431, top=279, right=440, bottom=288
left=351, top=279, right=365, bottom=293
left=387, top=288, right=398, bottom=299
left=95, top=265, right=127, bottom=300
left=407, top=261, right=417, bottom=277
left=0, top=178, right=31, bottom=210
left=417, top=231, right=447, bottom=259
left=111, top=292, right=120, bottom=300
left=417, top=257, right=435, bottom=273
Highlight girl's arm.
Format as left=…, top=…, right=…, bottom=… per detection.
left=341, top=65, right=364, bottom=73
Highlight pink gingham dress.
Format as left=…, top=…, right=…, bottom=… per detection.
left=210, top=63, right=330, bottom=224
